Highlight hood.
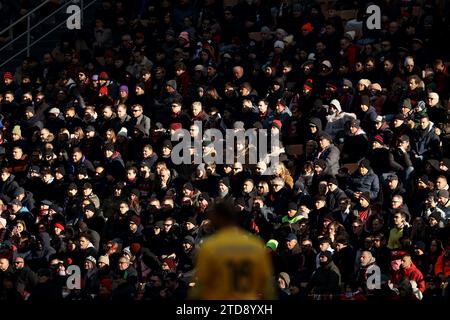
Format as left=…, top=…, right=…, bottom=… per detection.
left=330, top=99, right=342, bottom=113
left=309, top=117, right=322, bottom=131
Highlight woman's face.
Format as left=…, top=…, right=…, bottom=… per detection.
left=17, top=223, right=24, bottom=233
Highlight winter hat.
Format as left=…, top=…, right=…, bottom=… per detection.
left=266, top=239, right=279, bottom=251
left=103, top=142, right=115, bottom=152
left=402, top=98, right=412, bottom=109
left=279, top=272, right=291, bottom=287
left=54, top=223, right=65, bottom=231
left=84, top=203, right=96, bottom=214
left=218, top=177, right=230, bottom=189
left=360, top=95, right=370, bottom=107
left=130, top=243, right=141, bottom=254
left=117, top=127, right=128, bottom=137
left=414, top=241, right=426, bottom=252
left=359, top=159, right=371, bottom=169
left=358, top=79, right=371, bottom=87
left=12, top=187, right=25, bottom=197
left=272, top=119, right=282, bottom=130
left=129, top=215, right=141, bottom=225
left=373, top=135, right=384, bottom=145
left=234, top=121, right=245, bottom=130
left=119, top=85, right=129, bottom=94
left=370, top=83, right=382, bottom=92
left=99, top=72, right=109, bottom=80
left=303, top=79, right=314, bottom=91
left=183, top=182, right=194, bottom=192
left=91, top=74, right=99, bottom=81
left=428, top=211, right=442, bottom=222
left=288, top=202, right=298, bottom=211
left=162, top=140, right=173, bottom=150
left=394, top=113, right=405, bottom=121
left=85, top=256, right=97, bottom=265
left=344, top=30, right=355, bottom=41
left=12, top=125, right=22, bottom=136
left=343, top=79, right=353, bottom=88
left=437, top=189, right=449, bottom=199
left=170, top=123, right=182, bottom=131
left=314, top=159, right=327, bottom=170
left=328, top=176, right=339, bottom=186
left=99, top=86, right=109, bottom=96
left=319, top=250, right=333, bottom=261
left=349, top=118, right=360, bottom=128
left=3, top=72, right=13, bottom=80
left=186, top=216, right=197, bottom=226
left=360, top=192, right=371, bottom=203
left=322, top=60, right=332, bottom=69
left=375, top=115, right=383, bottom=123
left=391, top=250, right=408, bottom=261
left=274, top=40, right=285, bottom=49
left=183, top=236, right=195, bottom=246
left=163, top=257, right=177, bottom=270
left=318, top=132, right=332, bottom=142
left=98, top=255, right=110, bottom=266
left=48, top=108, right=60, bottom=116
left=166, top=80, right=177, bottom=90
left=302, top=23, right=314, bottom=32
left=285, top=233, right=297, bottom=241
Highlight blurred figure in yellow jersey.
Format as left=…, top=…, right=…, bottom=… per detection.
left=190, top=200, right=276, bottom=300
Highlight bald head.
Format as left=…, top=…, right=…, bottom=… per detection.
left=0, top=258, right=9, bottom=271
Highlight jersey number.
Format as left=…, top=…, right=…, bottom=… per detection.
left=226, top=260, right=252, bottom=292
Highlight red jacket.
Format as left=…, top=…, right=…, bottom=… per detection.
left=434, top=251, right=450, bottom=277
left=401, top=262, right=426, bottom=293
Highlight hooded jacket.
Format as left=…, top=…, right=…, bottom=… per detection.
left=325, top=99, right=357, bottom=139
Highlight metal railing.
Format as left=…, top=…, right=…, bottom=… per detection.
left=0, top=0, right=97, bottom=69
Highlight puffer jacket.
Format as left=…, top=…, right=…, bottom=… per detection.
left=345, top=168, right=380, bottom=200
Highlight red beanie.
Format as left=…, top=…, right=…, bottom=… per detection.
left=303, top=79, right=314, bottom=91
left=170, top=123, right=183, bottom=131
left=272, top=119, right=282, bottom=130
left=99, top=71, right=109, bottom=80
left=99, top=86, right=109, bottom=96
left=54, top=223, right=65, bottom=231
left=163, top=258, right=177, bottom=270
left=373, top=135, right=384, bottom=145
left=3, top=72, right=13, bottom=80
left=302, top=23, right=314, bottom=33
left=130, top=243, right=141, bottom=254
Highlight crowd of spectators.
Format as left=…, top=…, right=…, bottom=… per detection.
left=0, top=0, right=450, bottom=301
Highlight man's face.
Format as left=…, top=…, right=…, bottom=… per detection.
left=12, top=148, right=23, bottom=160
left=14, top=258, right=25, bottom=270
left=118, top=258, right=130, bottom=271
left=409, top=79, right=418, bottom=91
left=388, top=179, right=398, bottom=190
left=360, top=252, right=372, bottom=266
left=286, top=239, right=297, bottom=250
left=420, top=118, right=429, bottom=130
left=359, top=166, right=368, bottom=176
left=129, top=221, right=138, bottom=232
left=393, top=214, right=404, bottom=227
left=0, top=259, right=9, bottom=271
left=436, top=178, right=447, bottom=190
left=391, top=196, right=402, bottom=209
left=192, top=104, right=201, bottom=116
left=401, top=256, right=412, bottom=269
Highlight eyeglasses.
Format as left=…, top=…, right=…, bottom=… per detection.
left=164, top=224, right=172, bottom=227
left=132, top=109, right=141, bottom=112
left=233, top=168, right=241, bottom=170
left=257, top=185, right=264, bottom=188
left=14, top=261, right=24, bottom=264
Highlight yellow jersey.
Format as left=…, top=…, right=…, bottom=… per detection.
left=190, top=227, right=276, bottom=300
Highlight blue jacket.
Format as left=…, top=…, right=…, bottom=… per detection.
left=345, top=168, right=380, bottom=200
